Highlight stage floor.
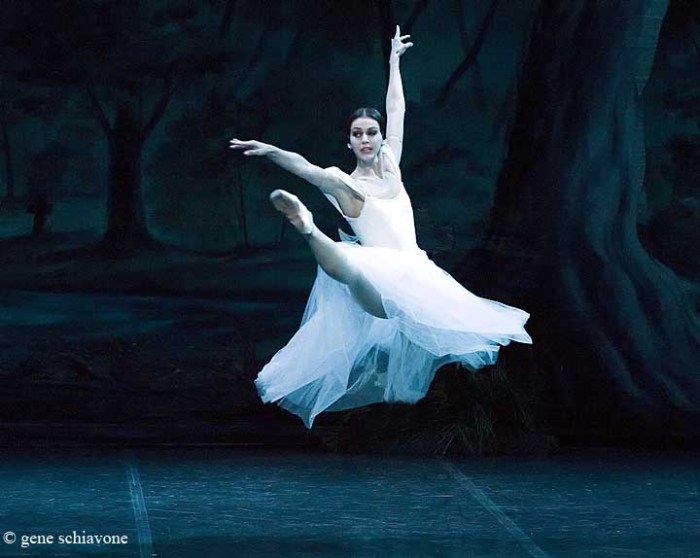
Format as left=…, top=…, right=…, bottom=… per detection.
left=0, top=447, right=698, bottom=557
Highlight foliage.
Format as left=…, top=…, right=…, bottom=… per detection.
left=2, top=1, right=229, bottom=91
left=25, top=142, right=72, bottom=199
left=315, top=353, right=555, bottom=457
left=640, top=196, right=700, bottom=279
left=146, top=96, right=264, bottom=251
left=648, top=0, right=700, bottom=203
left=665, top=134, right=700, bottom=199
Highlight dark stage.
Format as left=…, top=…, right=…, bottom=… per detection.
left=1, top=0, right=699, bottom=556
left=1, top=447, right=698, bottom=557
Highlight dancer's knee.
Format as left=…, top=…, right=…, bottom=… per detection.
left=348, top=273, right=387, bottom=319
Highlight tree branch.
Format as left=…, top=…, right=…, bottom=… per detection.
left=236, top=14, right=274, bottom=95
left=436, top=0, right=500, bottom=106
left=691, top=33, right=700, bottom=65
left=677, top=0, right=700, bottom=26
left=404, top=0, right=430, bottom=32
left=489, top=76, right=516, bottom=142
left=282, top=28, right=303, bottom=69
left=84, top=85, right=112, bottom=136
left=218, top=0, right=239, bottom=40
left=142, top=72, right=176, bottom=140
left=456, top=0, right=486, bottom=109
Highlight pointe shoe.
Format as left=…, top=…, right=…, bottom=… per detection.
left=269, top=189, right=314, bottom=235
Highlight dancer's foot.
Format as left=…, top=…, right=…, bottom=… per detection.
left=269, top=189, right=314, bottom=235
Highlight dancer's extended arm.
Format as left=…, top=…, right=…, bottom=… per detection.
left=229, top=139, right=362, bottom=205
left=385, top=25, right=413, bottom=165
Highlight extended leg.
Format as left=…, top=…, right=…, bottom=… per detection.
left=270, top=189, right=387, bottom=319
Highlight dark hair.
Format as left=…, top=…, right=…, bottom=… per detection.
left=346, top=107, right=385, bottom=136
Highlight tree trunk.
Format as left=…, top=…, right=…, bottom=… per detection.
left=237, top=179, right=248, bottom=249
left=229, top=162, right=249, bottom=249
left=0, top=120, right=16, bottom=206
left=456, top=0, right=486, bottom=110
left=101, top=103, right=151, bottom=252
left=456, top=0, right=700, bottom=439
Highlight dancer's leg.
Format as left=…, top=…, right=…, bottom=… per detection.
left=306, top=232, right=387, bottom=319
left=270, top=190, right=387, bottom=319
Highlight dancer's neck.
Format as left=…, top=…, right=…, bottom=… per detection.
left=353, top=156, right=381, bottom=178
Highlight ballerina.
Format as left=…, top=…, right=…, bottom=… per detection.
left=229, top=26, right=532, bottom=429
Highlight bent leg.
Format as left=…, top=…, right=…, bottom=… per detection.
left=346, top=268, right=387, bottom=319
left=270, top=189, right=386, bottom=319
left=305, top=230, right=387, bottom=319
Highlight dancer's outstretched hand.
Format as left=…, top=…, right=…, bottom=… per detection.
left=390, top=25, right=413, bottom=62
left=229, top=138, right=274, bottom=156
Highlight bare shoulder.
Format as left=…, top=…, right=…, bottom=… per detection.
left=322, top=167, right=364, bottom=218
left=323, top=167, right=364, bottom=199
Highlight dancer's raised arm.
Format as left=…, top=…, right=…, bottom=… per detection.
left=385, top=25, right=413, bottom=164
left=229, top=138, right=360, bottom=205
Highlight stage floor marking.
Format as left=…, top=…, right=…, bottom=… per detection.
left=442, top=461, right=549, bottom=558
left=125, top=455, right=155, bottom=558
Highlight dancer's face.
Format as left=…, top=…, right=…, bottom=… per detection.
left=349, top=118, right=383, bottom=163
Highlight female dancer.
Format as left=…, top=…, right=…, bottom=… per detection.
left=230, top=26, right=532, bottom=428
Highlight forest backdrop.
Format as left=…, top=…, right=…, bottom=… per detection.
left=0, top=0, right=698, bottom=449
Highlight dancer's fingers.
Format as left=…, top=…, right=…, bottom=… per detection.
left=230, top=139, right=255, bottom=150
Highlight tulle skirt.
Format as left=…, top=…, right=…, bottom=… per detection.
left=254, top=243, right=532, bottom=428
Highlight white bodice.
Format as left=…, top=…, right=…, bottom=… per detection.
left=324, top=142, right=419, bottom=252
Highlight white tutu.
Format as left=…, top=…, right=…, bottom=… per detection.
left=255, top=242, right=532, bottom=429
left=254, top=141, right=532, bottom=428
